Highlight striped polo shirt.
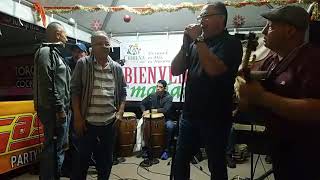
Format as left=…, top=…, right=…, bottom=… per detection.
left=86, top=59, right=116, bottom=126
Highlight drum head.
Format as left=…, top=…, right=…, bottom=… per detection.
left=123, top=112, right=136, bottom=118
left=143, top=112, right=164, bottom=119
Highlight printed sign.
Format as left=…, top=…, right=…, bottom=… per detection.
left=119, top=35, right=184, bottom=102
left=0, top=107, right=44, bottom=174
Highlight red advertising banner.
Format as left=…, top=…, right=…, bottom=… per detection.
left=0, top=55, right=34, bottom=97
left=0, top=101, right=44, bottom=174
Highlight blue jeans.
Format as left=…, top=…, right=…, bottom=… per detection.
left=37, top=108, right=68, bottom=180
left=165, top=119, right=176, bottom=151
left=174, top=115, right=231, bottom=180
left=71, top=122, right=115, bottom=180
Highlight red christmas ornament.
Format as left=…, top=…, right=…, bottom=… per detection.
left=123, top=15, right=131, bottom=23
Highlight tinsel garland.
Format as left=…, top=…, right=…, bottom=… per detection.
left=310, top=2, right=320, bottom=21
left=41, top=1, right=304, bottom=15
left=33, top=1, right=320, bottom=23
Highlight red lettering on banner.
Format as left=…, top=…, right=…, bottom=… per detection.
left=133, top=67, right=137, bottom=84
left=124, top=67, right=132, bottom=83
left=139, top=67, right=147, bottom=84
left=9, top=137, right=45, bottom=151
left=123, top=66, right=184, bottom=84
left=148, top=67, right=156, bottom=84
left=169, top=68, right=174, bottom=83
left=169, top=70, right=183, bottom=84
left=159, top=66, right=167, bottom=80
left=0, top=118, right=14, bottom=126
left=0, top=132, right=10, bottom=153
left=12, top=116, right=32, bottom=140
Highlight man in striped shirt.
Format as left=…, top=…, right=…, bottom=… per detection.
left=70, top=31, right=126, bottom=180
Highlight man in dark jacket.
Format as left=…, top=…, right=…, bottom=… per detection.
left=140, top=80, right=175, bottom=160
left=33, top=22, right=71, bottom=180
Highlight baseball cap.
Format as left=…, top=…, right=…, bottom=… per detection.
left=261, top=5, right=309, bottom=30
left=72, top=42, right=87, bottom=52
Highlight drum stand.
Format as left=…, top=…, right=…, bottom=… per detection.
left=247, top=122, right=273, bottom=180
left=140, top=110, right=159, bottom=167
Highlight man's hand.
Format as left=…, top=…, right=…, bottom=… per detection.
left=74, top=113, right=87, bottom=136
left=56, top=111, right=67, bottom=125
left=116, top=111, right=124, bottom=120
left=142, top=110, right=149, bottom=117
left=185, top=24, right=202, bottom=41
left=239, top=81, right=265, bottom=106
left=56, top=111, right=66, bottom=119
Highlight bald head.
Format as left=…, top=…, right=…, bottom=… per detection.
left=46, top=22, right=67, bottom=43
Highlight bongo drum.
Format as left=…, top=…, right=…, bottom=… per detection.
left=117, top=112, right=137, bottom=157
left=143, top=112, right=165, bottom=157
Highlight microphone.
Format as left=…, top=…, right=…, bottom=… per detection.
left=41, top=42, right=64, bottom=48
left=182, top=34, right=192, bottom=57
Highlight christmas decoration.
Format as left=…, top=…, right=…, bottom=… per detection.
left=310, top=2, right=320, bottom=21
left=123, top=15, right=131, bottom=23
left=91, top=19, right=102, bottom=31
left=233, top=15, right=246, bottom=28
left=32, top=1, right=318, bottom=22
left=36, top=1, right=308, bottom=15
left=33, top=1, right=46, bottom=27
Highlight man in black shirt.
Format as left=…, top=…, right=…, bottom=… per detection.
left=171, top=2, right=243, bottom=179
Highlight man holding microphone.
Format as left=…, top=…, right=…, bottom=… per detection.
left=171, top=2, right=243, bottom=179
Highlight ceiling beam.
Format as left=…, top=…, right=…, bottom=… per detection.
left=101, top=0, right=119, bottom=31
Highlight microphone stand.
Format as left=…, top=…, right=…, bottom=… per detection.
left=169, top=34, right=191, bottom=180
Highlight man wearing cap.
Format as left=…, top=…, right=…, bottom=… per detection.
left=66, top=42, right=87, bottom=73
left=239, top=5, right=320, bottom=179
left=61, top=42, right=87, bottom=177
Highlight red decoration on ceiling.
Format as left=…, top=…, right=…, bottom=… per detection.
left=91, top=19, right=102, bottom=31
left=123, top=15, right=131, bottom=23
left=33, top=1, right=47, bottom=27
left=233, top=14, right=246, bottom=28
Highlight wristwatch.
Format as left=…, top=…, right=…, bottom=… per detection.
left=194, top=35, right=205, bottom=44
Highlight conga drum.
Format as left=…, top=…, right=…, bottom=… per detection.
left=117, top=112, right=137, bottom=157
left=143, top=112, right=165, bottom=157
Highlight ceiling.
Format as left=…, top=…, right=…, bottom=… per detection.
left=28, top=0, right=275, bottom=35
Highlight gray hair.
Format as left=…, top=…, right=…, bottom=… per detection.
left=207, top=1, right=228, bottom=27
left=91, top=31, right=109, bottom=41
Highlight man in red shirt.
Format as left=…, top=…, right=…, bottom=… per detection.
left=239, top=5, right=320, bottom=179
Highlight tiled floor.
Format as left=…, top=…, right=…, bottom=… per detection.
left=11, top=154, right=274, bottom=180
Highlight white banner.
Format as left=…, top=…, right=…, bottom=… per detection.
left=117, top=34, right=184, bottom=102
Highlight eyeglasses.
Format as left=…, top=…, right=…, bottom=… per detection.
left=196, top=13, right=223, bottom=22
